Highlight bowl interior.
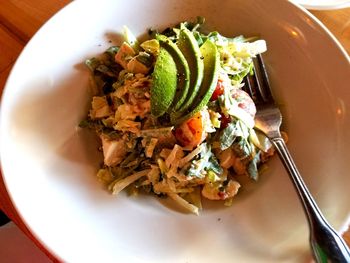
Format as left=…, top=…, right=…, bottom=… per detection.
left=1, top=0, right=349, bottom=262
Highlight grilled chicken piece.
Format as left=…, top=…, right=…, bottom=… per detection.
left=100, top=135, right=127, bottom=166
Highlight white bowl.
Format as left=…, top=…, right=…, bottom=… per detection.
left=292, top=0, right=350, bottom=10
left=1, top=0, right=350, bottom=262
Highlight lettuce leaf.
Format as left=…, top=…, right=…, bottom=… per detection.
left=247, top=152, right=261, bottom=180
left=186, top=143, right=223, bottom=178
left=219, top=119, right=249, bottom=150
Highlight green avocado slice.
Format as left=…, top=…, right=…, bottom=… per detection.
left=151, top=47, right=177, bottom=117
left=156, top=35, right=190, bottom=113
left=172, top=25, right=204, bottom=117
left=172, top=39, right=220, bottom=125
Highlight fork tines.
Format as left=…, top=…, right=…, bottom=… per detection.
left=243, top=54, right=274, bottom=106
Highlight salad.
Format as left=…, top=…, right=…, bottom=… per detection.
left=80, top=18, right=274, bottom=215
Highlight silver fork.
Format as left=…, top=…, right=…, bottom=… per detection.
left=244, top=54, right=350, bottom=263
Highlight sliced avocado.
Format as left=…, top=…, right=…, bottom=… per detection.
left=151, top=47, right=177, bottom=117
left=171, top=25, right=204, bottom=117
left=156, top=35, right=190, bottom=113
left=172, top=39, right=220, bottom=125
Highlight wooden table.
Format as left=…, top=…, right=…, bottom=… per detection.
left=0, top=0, right=349, bottom=261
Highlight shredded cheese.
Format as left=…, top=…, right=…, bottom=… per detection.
left=110, top=169, right=151, bottom=195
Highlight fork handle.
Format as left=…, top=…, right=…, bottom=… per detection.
left=271, top=137, right=350, bottom=263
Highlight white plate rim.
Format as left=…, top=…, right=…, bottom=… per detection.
left=291, top=0, right=350, bottom=10
left=0, top=0, right=349, bottom=261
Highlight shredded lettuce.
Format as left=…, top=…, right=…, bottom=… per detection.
left=219, top=119, right=256, bottom=159
left=218, top=86, right=255, bottom=128
left=186, top=143, right=223, bottom=178
left=247, top=152, right=261, bottom=181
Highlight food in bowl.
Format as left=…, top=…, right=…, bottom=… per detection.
left=80, top=18, right=274, bottom=214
